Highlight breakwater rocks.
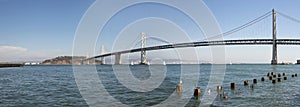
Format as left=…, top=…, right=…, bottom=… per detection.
left=0, top=63, right=24, bottom=68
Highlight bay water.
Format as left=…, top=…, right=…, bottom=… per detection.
left=0, top=64, right=299, bottom=106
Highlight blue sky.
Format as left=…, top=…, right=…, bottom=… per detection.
left=0, top=0, right=94, bottom=61
left=1, top=0, right=300, bottom=63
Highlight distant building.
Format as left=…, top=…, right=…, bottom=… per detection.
left=24, top=62, right=41, bottom=65
left=297, top=60, right=300, bottom=64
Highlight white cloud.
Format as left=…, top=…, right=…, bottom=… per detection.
left=0, top=46, right=49, bottom=62
left=0, top=46, right=27, bottom=53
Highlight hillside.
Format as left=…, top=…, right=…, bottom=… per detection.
left=42, top=56, right=101, bottom=65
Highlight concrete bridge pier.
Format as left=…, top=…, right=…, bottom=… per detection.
left=100, top=57, right=105, bottom=65
left=100, top=45, right=106, bottom=64
left=115, top=53, right=121, bottom=65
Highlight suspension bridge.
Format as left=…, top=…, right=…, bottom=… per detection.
left=84, top=9, right=300, bottom=65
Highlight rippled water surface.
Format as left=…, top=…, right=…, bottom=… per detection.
left=0, top=64, right=299, bottom=106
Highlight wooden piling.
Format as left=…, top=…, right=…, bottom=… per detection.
left=231, top=83, right=236, bottom=90
left=261, top=77, right=265, bottom=81
left=194, top=87, right=201, bottom=97
left=253, top=79, right=258, bottom=84
left=244, top=80, right=249, bottom=86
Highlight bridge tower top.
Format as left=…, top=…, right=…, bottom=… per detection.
left=141, top=32, right=146, bottom=49
left=101, top=45, right=106, bottom=54
left=86, top=53, right=90, bottom=65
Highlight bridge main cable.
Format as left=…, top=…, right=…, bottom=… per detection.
left=277, top=11, right=300, bottom=24
left=203, top=10, right=272, bottom=41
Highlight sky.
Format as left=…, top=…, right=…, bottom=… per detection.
left=1, top=0, right=300, bottom=63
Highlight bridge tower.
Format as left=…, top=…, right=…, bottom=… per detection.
left=100, top=45, right=106, bottom=64
left=86, top=53, right=90, bottom=65
left=271, top=9, right=278, bottom=65
left=140, top=32, right=147, bottom=65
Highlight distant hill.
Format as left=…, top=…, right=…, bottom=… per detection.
left=42, top=56, right=101, bottom=65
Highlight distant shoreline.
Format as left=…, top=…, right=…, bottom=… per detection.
left=20, top=63, right=299, bottom=66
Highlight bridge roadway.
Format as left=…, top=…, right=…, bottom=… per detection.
left=87, top=39, right=300, bottom=60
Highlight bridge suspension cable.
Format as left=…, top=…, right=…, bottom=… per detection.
left=277, top=11, right=300, bottom=25
left=132, top=36, right=172, bottom=49
left=122, top=34, right=144, bottom=50
left=203, top=11, right=272, bottom=41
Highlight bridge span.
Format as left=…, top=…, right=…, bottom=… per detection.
left=85, top=39, right=300, bottom=64
left=84, top=9, right=300, bottom=65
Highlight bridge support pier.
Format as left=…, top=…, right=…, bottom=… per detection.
left=271, top=9, right=278, bottom=65
left=100, top=57, right=105, bottom=65
left=115, top=53, right=121, bottom=65
left=100, top=45, right=106, bottom=64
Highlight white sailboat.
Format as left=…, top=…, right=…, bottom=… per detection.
left=131, top=61, right=134, bottom=65
left=163, top=61, right=166, bottom=65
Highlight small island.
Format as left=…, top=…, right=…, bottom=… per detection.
left=42, top=56, right=102, bottom=65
